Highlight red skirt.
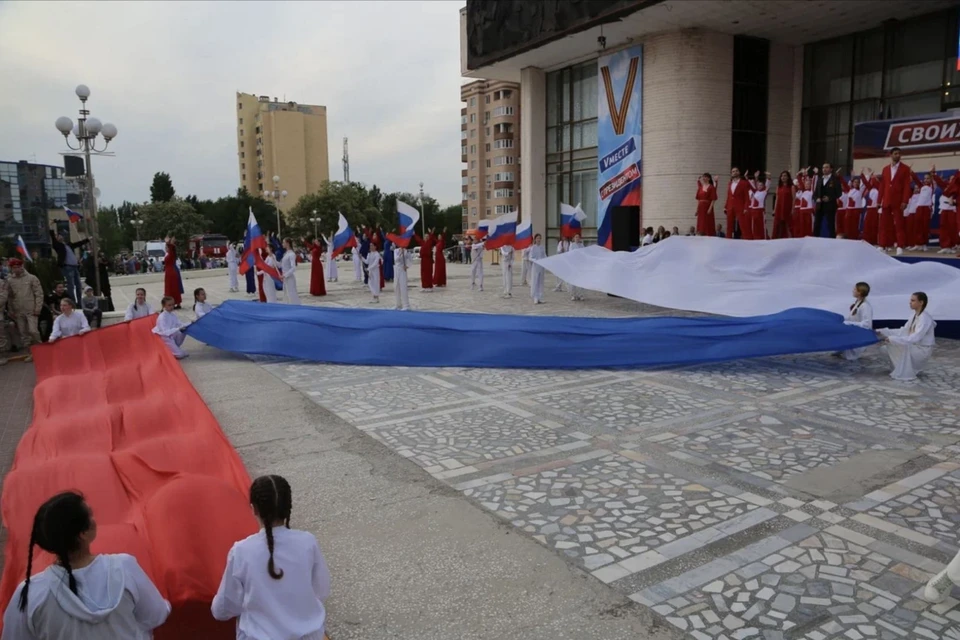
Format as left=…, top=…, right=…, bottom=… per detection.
left=772, top=212, right=791, bottom=239
left=836, top=208, right=847, bottom=237
left=861, top=208, right=879, bottom=245
left=310, top=259, right=326, bottom=296
left=696, top=201, right=715, bottom=236
left=794, top=208, right=812, bottom=237
left=940, top=209, right=958, bottom=249
left=844, top=208, right=861, bottom=240
left=914, top=206, right=931, bottom=247
left=747, top=207, right=765, bottom=240
left=420, top=256, right=434, bottom=289
left=163, top=265, right=182, bottom=305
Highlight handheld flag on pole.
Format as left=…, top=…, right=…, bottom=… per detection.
left=15, top=235, right=32, bottom=262
left=483, top=211, right=518, bottom=250
left=513, top=220, right=533, bottom=250
left=238, top=208, right=281, bottom=281
left=331, top=212, right=358, bottom=257
left=476, top=219, right=492, bottom=240
left=560, top=202, right=586, bottom=239
left=386, top=200, right=420, bottom=248
left=65, top=207, right=84, bottom=223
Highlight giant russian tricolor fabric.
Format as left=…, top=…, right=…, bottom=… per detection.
left=534, top=236, right=960, bottom=321
left=0, top=319, right=257, bottom=638
left=186, top=301, right=876, bottom=369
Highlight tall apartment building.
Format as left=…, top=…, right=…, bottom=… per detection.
left=236, top=92, right=330, bottom=213
left=460, top=80, right=520, bottom=231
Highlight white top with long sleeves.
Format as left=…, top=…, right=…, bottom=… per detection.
left=124, top=302, right=154, bottom=322
left=212, top=528, right=331, bottom=640
left=281, top=252, right=297, bottom=279
left=49, top=312, right=90, bottom=341
left=556, top=239, right=570, bottom=254
left=393, top=247, right=412, bottom=270
left=2, top=554, right=170, bottom=640
left=152, top=310, right=187, bottom=337
left=470, top=242, right=485, bottom=261
left=845, top=187, right=864, bottom=209
left=844, top=299, right=873, bottom=329
left=905, top=193, right=919, bottom=216
left=500, top=245, right=514, bottom=264
left=365, top=250, right=382, bottom=269
left=917, top=185, right=934, bottom=208
left=194, top=301, right=214, bottom=319
left=226, top=247, right=239, bottom=266
left=257, top=255, right=278, bottom=278
left=749, top=180, right=770, bottom=208
left=879, top=311, right=936, bottom=347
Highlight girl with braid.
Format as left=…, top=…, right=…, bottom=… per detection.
left=2, top=492, right=170, bottom=639
left=212, top=475, right=331, bottom=640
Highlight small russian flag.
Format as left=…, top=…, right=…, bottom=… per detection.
left=331, top=212, right=358, bottom=257
left=386, top=201, right=420, bottom=248
left=560, top=202, right=586, bottom=239
left=65, top=207, right=84, bottom=223
left=16, top=235, right=32, bottom=262
left=513, top=220, right=533, bottom=250
left=483, top=211, right=518, bottom=250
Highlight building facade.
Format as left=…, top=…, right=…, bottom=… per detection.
left=461, top=0, right=960, bottom=248
left=0, top=161, right=79, bottom=257
left=236, top=92, right=330, bottom=212
left=460, top=79, right=521, bottom=231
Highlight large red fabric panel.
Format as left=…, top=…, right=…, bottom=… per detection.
left=0, top=318, right=257, bottom=637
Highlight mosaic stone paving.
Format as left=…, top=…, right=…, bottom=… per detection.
left=368, top=406, right=581, bottom=471
left=115, top=265, right=960, bottom=639
left=865, top=470, right=960, bottom=547
left=647, top=531, right=941, bottom=640
left=463, top=453, right=758, bottom=571
left=652, top=415, right=895, bottom=484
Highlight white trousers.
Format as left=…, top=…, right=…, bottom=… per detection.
left=502, top=263, right=513, bottom=295
left=471, top=261, right=484, bottom=288
left=228, top=263, right=238, bottom=289
left=284, top=275, right=301, bottom=305
left=161, top=333, right=187, bottom=359
left=394, top=270, right=409, bottom=310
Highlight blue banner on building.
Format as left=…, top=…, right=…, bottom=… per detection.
left=597, top=45, right=642, bottom=249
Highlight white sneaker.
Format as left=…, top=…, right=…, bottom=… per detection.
left=923, top=569, right=955, bottom=603
left=896, top=248, right=903, bottom=256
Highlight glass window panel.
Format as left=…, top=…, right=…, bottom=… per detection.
left=547, top=70, right=561, bottom=126
left=562, top=70, right=571, bottom=122
left=885, top=91, right=942, bottom=119
left=547, top=126, right=561, bottom=154
left=580, top=64, right=598, bottom=120
left=885, top=12, right=947, bottom=96
left=852, top=100, right=882, bottom=127
left=805, top=38, right=853, bottom=107
left=853, top=29, right=883, bottom=100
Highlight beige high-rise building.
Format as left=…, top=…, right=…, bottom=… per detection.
left=236, top=92, right=329, bottom=213
left=460, top=80, right=520, bottom=232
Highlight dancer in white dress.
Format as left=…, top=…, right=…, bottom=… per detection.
left=124, top=288, right=154, bottom=321
left=153, top=296, right=189, bottom=359
left=48, top=298, right=90, bottom=341
left=365, top=246, right=382, bottom=303
left=528, top=234, right=546, bottom=304
left=500, top=245, right=514, bottom=298
left=470, top=240, right=485, bottom=291
left=568, top=234, right=585, bottom=301
left=352, top=246, right=363, bottom=281
left=324, top=234, right=339, bottom=282
left=193, top=288, right=214, bottom=319
left=841, top=282, right=873, bottom=360
left=226, top=243, right=240, bottom=292
left=259, top=247, right=279, bottom=304
left=393, top=246, right=412, bottom=310
left=281, top=238, right=301, bottom=305
left=520, top=246, right=531, bottom=285
left=876, top=292, right=935, bottom=381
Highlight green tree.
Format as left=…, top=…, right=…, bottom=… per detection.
left=150, top=172, right=176, bottom=203
left=139, top=199, right=208, bottom=244
left=286, top=181, right=380, bottom=241
left=438, top=205, right=464, bottom=236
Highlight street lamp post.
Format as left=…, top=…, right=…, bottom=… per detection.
left=261, top=175, right=287, bottom=236
left=130, top=210, right=143, bottom=244
left=418, top=182, right=427, bottom=239
left=55, top=84, right=118, bottom=298
left=309, top=209, right=321, bottom=239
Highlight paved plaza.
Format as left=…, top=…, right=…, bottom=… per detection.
left=108, top=263, right=960, bottom=638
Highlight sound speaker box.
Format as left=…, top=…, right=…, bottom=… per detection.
left=64, top=156, right=85, bottom=177
left=611, top=206, right=640, bottom=252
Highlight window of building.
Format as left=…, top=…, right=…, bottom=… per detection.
left=469, top=191, right=477, bottom=200
left=471, top=176, right=477, bottom=184
left=485, top=208, right=491, bottom=216
left=258, top=182, right=263, bottom=191
left=485, top=160, right=491, bottom=168
left=484, top=111, right=490, bottom=122
left=461, top=115, right=467, bottom=125
left=495, top=205, right=517, bottom=214
left=239, top=117, right=243, bottom=125
left=494, top=172, right=514, bottom=182
left=494, top=156, right=514, bottom=166
left=241, top=163, right=245, bottom=170
left=485, top=95, right=491, bottom=104
left=471, top=207, right=477, bottom=215
left=470, top=113, right=476, bottom=123
left=239, top=129, right=243, bottom=136
left=469, top=97, right=476, bottom=107
left=461, top=130, right=468, bottom=140
left=485, top=143, right=491, bottom=152
left=462, top=176, right=468, bottom=185
left=238, top=102, right=243, bottom=110
left=470, top=160, right=477, bottom=169
left=801, top=8, right=959, bottom=169
left=470, top=129, right=476, bottom=138
left=493, top=106, right=515, bottom=117
left=494, top=189, right=514, bottom=198
left=732, top=36, right=769, bottom=176
left=495, top=123, right=514, bottom=134
left=242, top=174, right=246, bottom=181
left=240, top=141, right=244, bottom=148
left=470, top=144, right=476, bottom=154
left=485, top=127, right=491, bottom=136
left=494, top=138, right=514, bottom=149
left=461, top=145, right=467, bottom=156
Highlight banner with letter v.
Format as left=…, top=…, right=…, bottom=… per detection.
left=597, top=45, right=643, bottom=250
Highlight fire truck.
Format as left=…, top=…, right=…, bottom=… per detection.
left=188, top=234, right=229, bottom=258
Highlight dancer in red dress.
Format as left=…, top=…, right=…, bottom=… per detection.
left=695, top=174, right=717, bottom=236
left=433, top=229, right=447, bottom=287
left=746, top=171, right=769, bottom=240
left=771, top=171, right=794, bottom=239
left=861, top=171, right=881, bottom=246
left=309, top=237, right=326, bottom=296
left=930, top=169, right=959, bottom=253
left=162, top=236, right=182, bottom=307
left=418, top=230, right=434, bottom=291
left=723, top=167, right=752, bottom=239
left=257, top=248, right=267, bottom=303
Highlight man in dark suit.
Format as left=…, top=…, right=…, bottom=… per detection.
left=813, top=162, right=842, bottom=238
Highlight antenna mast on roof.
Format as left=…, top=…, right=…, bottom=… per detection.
left=343, top=137, right=350, bottom=183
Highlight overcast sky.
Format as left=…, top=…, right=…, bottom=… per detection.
left=0, top=0, right=466, bottom=208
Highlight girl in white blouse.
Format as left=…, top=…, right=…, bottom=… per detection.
left=193, top=287, right=213, bottom=320
left=212, top=475, right=331, bottom=640
left=48, top=298, right=90, bottom=342
left=124, top=288, right=154, bottom=321
left=841, top=282, right=873, bottom=361
left=877, top=292, right=936, bottom=381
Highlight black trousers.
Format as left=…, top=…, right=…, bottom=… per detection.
left=813, top=205, right=836, bottom=238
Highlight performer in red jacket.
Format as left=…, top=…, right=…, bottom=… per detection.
left=723, top=167, right=752, bottom=239
left=695, top=174, right=718, bottom=237
left=878, top=148, right=913, bottom=255
left=162, top=237, right=182, bottom=307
